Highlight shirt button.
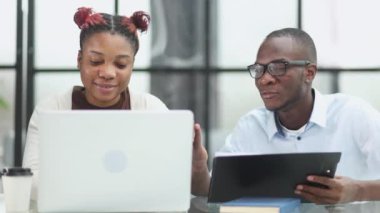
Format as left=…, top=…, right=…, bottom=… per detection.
left=297, top=136, right=301, bottom=140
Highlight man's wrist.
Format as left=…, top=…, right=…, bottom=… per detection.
left=355, top=180, right=365, bottom=201
left=356, top=180, right=371, bottom=201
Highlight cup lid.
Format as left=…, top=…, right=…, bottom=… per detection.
left=2, top=167, right=33, bottom=176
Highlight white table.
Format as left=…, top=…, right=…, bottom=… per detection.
left=189, top=196, right=380, bottom=213
left=0, top=194, right=379, bottom=213
left=0, top=194, right=4, bottom=213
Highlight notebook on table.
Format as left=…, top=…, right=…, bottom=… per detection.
left=208, top=152, right=341, bottom=203
left=219, top=197, right=300, bottom=213
left=37, top=110, right=194, bottom=212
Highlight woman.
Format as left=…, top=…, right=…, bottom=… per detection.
left=22, top=7, right=168, bottom=200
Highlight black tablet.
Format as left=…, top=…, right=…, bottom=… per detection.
left=208, top=152, right=341, bottom=203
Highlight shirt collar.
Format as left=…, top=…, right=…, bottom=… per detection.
left=309, top=89, right=327, bottom=128
left=266, top=110, right=281, bottom=139
left=264, top=88, right=327, bottom=140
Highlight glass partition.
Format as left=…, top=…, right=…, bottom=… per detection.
left=0, top=0, right=17, bottom=64
left=303, top=0, right=380, bottom=68
left=35, top=0, right=114, bottom=68
left=216, top=0, right=298, bottom=68
left=0, top=70, right=16, bottom=167
left=340, top=71, right=380, bottom=110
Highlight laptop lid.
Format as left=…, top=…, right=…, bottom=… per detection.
left=208, top=152, right=341, bottom=203
left=38, top=110, right=193, bottom=212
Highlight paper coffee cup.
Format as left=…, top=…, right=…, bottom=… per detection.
left=2, top=167, right=33, bottom=212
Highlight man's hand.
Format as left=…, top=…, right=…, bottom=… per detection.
left=295, top=175, right=362, bottom=204
left=191, top=123, right=210, bottom=196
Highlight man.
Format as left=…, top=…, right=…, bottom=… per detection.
left=191, top=28, right=380, bottom=204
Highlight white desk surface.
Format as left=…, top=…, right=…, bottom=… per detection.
left=0, top=194, right=379, bottom=213
left=0, top=194, right=4, bottom=213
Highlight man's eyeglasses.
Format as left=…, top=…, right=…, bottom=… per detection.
left=247, top=60, right=311, bottom=79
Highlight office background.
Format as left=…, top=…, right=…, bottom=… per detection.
left=1, top=0, right=380, bottom=168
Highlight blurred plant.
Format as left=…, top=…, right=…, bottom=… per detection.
left=0, top=78, right=8, bottom=109
left=0, top=96, right=8, bottom=109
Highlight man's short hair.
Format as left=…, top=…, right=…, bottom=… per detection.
left=265, top=28, right=317, bottom=63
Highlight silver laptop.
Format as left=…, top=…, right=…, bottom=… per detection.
left=37, top=110, right=194, bottom=212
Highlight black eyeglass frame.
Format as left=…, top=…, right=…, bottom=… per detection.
left=247, top=60, right=311, bottom=79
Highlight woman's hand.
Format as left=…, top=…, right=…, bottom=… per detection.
left=191, top=123, right=210, bottom=196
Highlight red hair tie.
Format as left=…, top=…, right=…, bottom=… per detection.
left=74, top=7, right=106, bottom=29
left=131, top=11, right=150, bottom=32
left=121, top=11, right=150, bottom=33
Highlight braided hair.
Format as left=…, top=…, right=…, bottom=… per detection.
left=73, top=7, right=150, bottom=55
